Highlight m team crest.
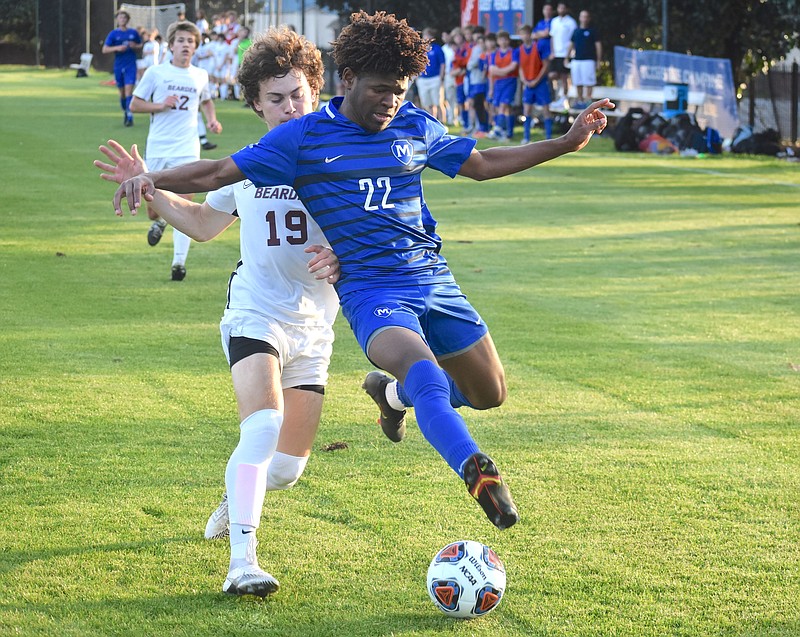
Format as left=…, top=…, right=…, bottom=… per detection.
left=391, top=140, right=414, bottom=165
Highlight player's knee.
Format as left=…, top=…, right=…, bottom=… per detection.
left=265, top=452, right=309, bottom=491
left=469, top=379, right=507, bottom=410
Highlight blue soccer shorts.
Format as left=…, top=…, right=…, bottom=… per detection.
left=340, top=281, right=488, bottom=362
left=523, top=80, right=552, bottom=106
left=115, top=62, right=137, bottom=88
left=493, top=77, right=517, bottom=106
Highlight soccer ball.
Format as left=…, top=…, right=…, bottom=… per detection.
left=426, top=540, right=506, bottom=619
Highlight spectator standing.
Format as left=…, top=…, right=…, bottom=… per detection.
left=567, top=10, right=602, bottom=108
left=102, top=10, right=142, bottom=127
left=137, top=29, right=160, bottom=83
left=466, top=28, right=489, bottom=136
left=195, top=9, right=210, bottom=36
left=481, top=32, right=499, bottom=137
left=518, top=24, right=552, bottom=143
left=533, top=3, right=555, bottom=96
left=488, top=30, right=519, bottom=141
left=548, top=2, right=577, bottom=109
left=451, top=30, right=471, bottom=132
left=442, top=29, right=457, bottom=126
left=415, top=27, right=446, bottom=122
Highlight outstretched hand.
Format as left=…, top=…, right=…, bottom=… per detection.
left=94, top=140, right=153, bottom=216
left=94, top=139, right=147, bottom=184
left=565, top=98, right=615, bottom=151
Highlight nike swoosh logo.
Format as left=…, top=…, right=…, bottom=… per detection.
left=242, top=529, right=254, bottom=534
left=324, top=155, right=344, bottom=163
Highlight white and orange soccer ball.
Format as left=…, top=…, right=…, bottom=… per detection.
left=426, top=540, right=506, bottom=619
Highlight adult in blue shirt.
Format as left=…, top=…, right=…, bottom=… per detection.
left=567, top=10, right=603, bottom=108
left=113, top=10, right=612, bottom=531
left=103, top=10, right=142, bottom=127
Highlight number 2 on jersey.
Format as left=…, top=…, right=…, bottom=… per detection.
left=359, top=177, right=395, bottom=211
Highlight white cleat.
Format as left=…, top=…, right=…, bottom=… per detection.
left=204, top=492, right=230, bottom=540
left=223, top=566, right=280, bottom=597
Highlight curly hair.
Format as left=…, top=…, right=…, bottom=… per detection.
left=237, top=27, right=325, bottom=115
left=332, top=11, right=430, bottom=79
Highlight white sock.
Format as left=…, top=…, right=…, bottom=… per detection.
left=386, top=380, right=406, bottom=411
left=225, top=410, right=282, bottom=566
left=225, top=409, right=283, bottom=569
left=225, top=409, right=282, bottom=525
left=172, top=228, right=191, bottom=266
left=265, top=452, right=308, bottom=491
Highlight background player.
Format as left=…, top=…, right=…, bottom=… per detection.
left=130, top=20, right=222, bottom=281
left=518, top=24, right=553, bottom=143
left=102, top=10, right=142, bottom=127
left=95, top=28, right=339, bottom=597
left=112, top=10, right=612, bottom=532
left=487, top=30, right=519, bottom=141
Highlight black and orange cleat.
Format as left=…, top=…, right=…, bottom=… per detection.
left=362, top=371, right=406, bottom=442
left=463, top=452, right=519, bottom=530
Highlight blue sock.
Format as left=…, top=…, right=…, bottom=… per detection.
left=460, top=108, right=469, bottom=129
left=124, top=95, right=133, bottom=115
left=544, top=118, right=553, bottom=139
left=120, top=97, right=126, bottom=112
left=397, top=372, right=475, bottom=409
left=507, top=114, right=514, bottom=138
left=402, top=360, right=479, bottom=476
left=446, top=374, right=475, bottom=409
left=523, top=118, right=532, bottom=140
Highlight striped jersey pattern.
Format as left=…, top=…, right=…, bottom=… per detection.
left=232, top=97, right=477, bottom=296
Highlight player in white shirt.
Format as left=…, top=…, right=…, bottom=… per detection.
left=131, top=20, right=222, bottom=280
left=94, top=27, right=339, bottom=598
left=548, top=2, right=578, bottom=106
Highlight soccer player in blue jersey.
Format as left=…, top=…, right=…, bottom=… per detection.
left=113, top=11, right=613, bottom=531
left=102, top=10, right=142, bottom=127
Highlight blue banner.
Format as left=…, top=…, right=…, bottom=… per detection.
left=614, top=46, right=739, bottom=137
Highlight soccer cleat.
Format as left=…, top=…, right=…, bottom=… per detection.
left=223, top=565, right=280, bottom=597
left=463, top=452, right=519, bottom=530
left=171, top=264, right=186, bottom=281
left=201, top=140, right=217, bottom=150
left=204, top=492, right=230, bottom=540
left=147, top=220, right=166, bottom=246
left=124, top=114, right=133, bottom=127
left=362, top=371, right=406, bottom=442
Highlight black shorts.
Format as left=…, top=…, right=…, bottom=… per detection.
left=550, top=57, right=570, bottom=75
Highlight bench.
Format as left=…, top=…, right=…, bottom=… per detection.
left=567, top=85, right=706, bottom=117
left=69, top=53, right=93, bottom=77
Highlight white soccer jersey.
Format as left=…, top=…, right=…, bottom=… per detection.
left=133, top=62, right=212, bottom=159
left=205, top=181, right=339, bottom=327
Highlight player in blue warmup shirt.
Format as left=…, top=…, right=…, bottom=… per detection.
left=103, top=10, right=142, bottom=127
left=113, top=11, right=613, bottom=531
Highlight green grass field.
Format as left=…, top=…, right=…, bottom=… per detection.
left=1, top=66, right=799, bottom=636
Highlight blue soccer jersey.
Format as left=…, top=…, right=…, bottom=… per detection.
left=231, top=97, right=477, bottom=297
left=104, top=28, right=141, bottom=70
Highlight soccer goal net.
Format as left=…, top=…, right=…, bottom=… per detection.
left=119, top=3, right=186, bottom=37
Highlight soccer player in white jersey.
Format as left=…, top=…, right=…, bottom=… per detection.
left=96, top=29, right=338, bottom=597
left=130, top=20, right=222, bottom=281
left=113, top=11, right=613, bottom=534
